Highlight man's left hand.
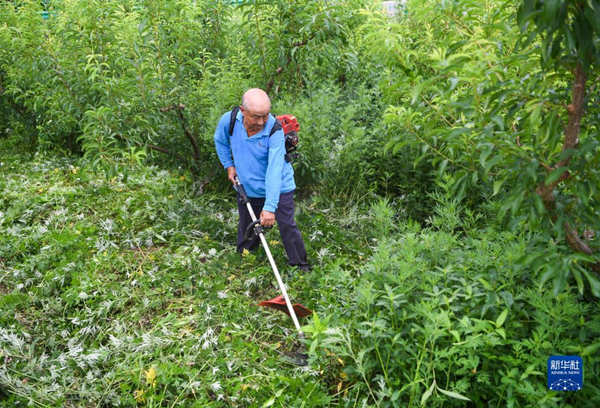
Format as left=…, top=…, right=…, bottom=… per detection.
left=260, top=211, right=276, bottom=227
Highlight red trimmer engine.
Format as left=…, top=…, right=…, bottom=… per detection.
left=276, top=115, right=300, bottom=162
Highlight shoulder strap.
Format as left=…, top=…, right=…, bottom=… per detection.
left=228, top=106, right=240, bottom=137
left=269, top=118, right=282, bottom=137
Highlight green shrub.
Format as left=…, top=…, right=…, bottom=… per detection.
left=307, top=222, right=600, bottom=406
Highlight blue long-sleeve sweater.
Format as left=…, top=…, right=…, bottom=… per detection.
left=214, top=109, right=296, bottom=213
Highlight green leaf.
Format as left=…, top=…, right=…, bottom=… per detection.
left=581, top=342, right=600, bottom=356
left=572, top=268, right=585, bottom=295
left=478, top=278, right=492, bottom=290
left=552, top=268, right=569, bottom=297
left=485, top=156, right=504, bottom=174
left=508, top=192, right=524, bottom=215
left=436, top=386, right=471, bottom=402
left=437, top=159, right=449, bottom=178
left=478, top=145, right=493, bottom=168
left=545, top=167, right=568, bottom=186
left=312, top=312, right=326, bottom=332
left=570, top=253, right=597, bottom=263
left=309, top=338, right=319, bottom=355
left=540, top=263, right=560, bottom=287
left=533, top=193, right=545, bottom=215
left=421, top=380, right=435, bottom=406
left=448, top=76, right=460, bottom=91
left=517, top=0, right=538, bottom=30
left=493, top=177, right=508, bottom=196
left=529, top=103, right=542, bottom=126
left=580, top=267, right=600, bottom=297
left=496, top=309, right=509, bottom=328
left=384, top=137, right=397, bottom=153
left=490, top=115, right=505, bottom=131
left=412, top=77, right=438, bottom=105
left=495, top=328, right=507, bottom=339
left=584, top=1, right=600, bottom=33
left=392, top=140, right=409, bottom=155
left=262, top=389, right=284, bottom=408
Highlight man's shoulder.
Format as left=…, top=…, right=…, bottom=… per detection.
left=216, top=110, right=235, bottom=132
left=219, top=109, right=244, bottom=129
left=219, top=111, right=233, bottom=123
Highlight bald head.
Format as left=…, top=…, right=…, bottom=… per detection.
left=240, top=88, right=272, bottom=136
left=241, top=88, right=271, bottom=112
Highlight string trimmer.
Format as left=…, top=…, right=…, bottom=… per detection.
left=234, top=176, right=311, bottom=366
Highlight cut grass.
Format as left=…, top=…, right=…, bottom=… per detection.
left=0, top=141, right=367, bottom=406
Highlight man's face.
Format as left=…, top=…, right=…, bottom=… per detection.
left=241, top=106, right=270, bottom=134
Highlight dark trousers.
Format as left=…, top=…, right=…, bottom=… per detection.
left=237, top=190, right=309, bottom=267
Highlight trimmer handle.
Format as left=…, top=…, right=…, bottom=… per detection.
left=244, top=219, right=272, bottom=241
left=235, top=176, right=271, bottom=239
left=234, top=176, right=249, bottom=204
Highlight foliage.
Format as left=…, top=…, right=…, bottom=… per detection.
left=2, top=1, right=600, bottom=405
left=237, top=0, right=370, bottom=94
left=1, top=122, right=600, bottom=406
left=0, top=0, right=377, bottom=192
left=0, top=0, right=245, bottom=185
left=0, top=0, right=439, bottom=210
left=306, top=197, right=600, bottom=407
left=361, top=0, right=600, bottom=295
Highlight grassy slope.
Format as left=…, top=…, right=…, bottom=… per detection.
left=0, top=138, right=370, bottom=406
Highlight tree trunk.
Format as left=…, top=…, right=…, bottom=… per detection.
left=536, top=62, right=600, bottom=273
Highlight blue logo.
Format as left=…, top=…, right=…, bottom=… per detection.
left=547, top=356, right=583, bottom=391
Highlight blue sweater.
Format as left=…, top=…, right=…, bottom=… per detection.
left=214, top=110, right=296, bottom=213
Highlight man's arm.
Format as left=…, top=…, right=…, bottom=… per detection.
left=214, top=112, right=236, bottom=183
left=263, top=129, right=286, bottom=213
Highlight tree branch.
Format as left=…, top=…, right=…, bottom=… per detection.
left=145, top=143, right=187, bottom=165
left=565, top=222, right=600, bottom=274
left=558, top=62, right=587, bottom=168
left=536, top=61, right=598, bottom=271
left=537, top=62, right=587, bottom=202
left=161, top=104, right=201, bottom=163
left=266, top=35, right=314, bottom=94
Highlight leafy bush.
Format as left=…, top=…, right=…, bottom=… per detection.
left=360, top=0, right=600, bottom=293
left=0, top=0, right=442, bottom=211
left=0, top=0, right=246, bottom=182
left=307, top=198, right=600, bottom=406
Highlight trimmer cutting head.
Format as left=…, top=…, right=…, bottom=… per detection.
left=258, top=295, right=312, bottom=318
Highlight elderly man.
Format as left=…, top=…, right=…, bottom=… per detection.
left=214, top=88, right=310, bottom=271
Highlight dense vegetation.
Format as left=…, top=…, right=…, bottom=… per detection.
left=1, top=0, right=599, bottom=406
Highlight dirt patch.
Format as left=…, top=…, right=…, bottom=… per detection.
left=124, top=244, right=168, bottom=259
left=0, top=282, right=9, bottom=295
left=128, top=244, right=167, bottom=252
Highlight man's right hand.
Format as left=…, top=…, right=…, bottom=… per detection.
left=227, top=166, right=238, bottom=185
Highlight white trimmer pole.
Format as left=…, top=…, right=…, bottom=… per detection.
left=235, top=177, right=304, bottom=335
